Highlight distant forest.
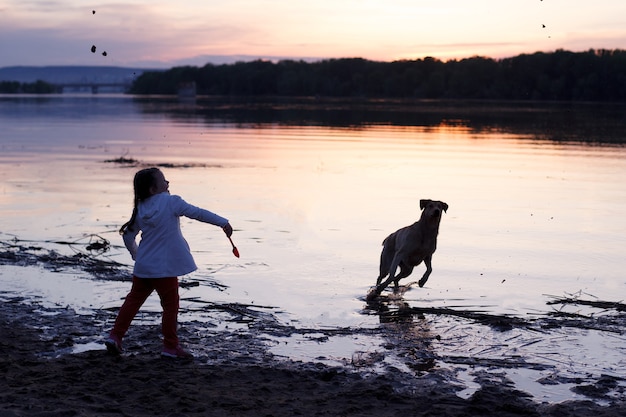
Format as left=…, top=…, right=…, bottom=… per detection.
left=130, top=49, right=626, bottom=102
left=0, top=80, right=56, bottom=94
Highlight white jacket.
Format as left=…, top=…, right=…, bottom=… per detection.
left=123, top=192, right=228, bottom=278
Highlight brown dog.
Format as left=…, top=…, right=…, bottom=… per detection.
left=367, top=199, right=448, bottom=300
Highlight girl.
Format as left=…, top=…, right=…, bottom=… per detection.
left=105, top=167, right=233, bottom=359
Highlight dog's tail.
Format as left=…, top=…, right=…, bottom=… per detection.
left=378, top=233, right=396, bottom=282
left=382, top=233, right=395, bottom=249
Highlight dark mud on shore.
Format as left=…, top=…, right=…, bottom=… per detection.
left=2, top=297, right=626, bottom=417
left=1, top=239, right=626, bottom=415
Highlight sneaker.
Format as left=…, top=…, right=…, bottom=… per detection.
left=105, top=335, right=123, bottom=355
left=161, top=345, right=193, bottom=359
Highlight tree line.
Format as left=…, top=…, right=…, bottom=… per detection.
left=0, top=80, right=56, bottom=94
left=129, top=49, right=626, bottom=102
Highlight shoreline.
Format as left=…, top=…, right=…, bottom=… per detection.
left=2, top=287, right=626, bottom=416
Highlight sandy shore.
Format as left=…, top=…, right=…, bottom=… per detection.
left=1, top=294, right=625, bottom=417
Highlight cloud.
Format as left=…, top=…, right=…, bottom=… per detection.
left=2, top=0, right=626, bottom=67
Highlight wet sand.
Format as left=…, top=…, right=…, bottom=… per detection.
left=2, top=293, right=625, bottom=417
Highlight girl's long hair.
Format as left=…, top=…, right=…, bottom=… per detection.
left=119, top=167, right=160, bottom=235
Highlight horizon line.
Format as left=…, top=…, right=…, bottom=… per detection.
left=2, top=47, right=623, bottom=70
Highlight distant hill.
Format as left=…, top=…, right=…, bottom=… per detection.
left=0, top=66, right=160, bottom=84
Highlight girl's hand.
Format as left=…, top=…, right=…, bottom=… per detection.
left=222, top=223, right=233, bottom=237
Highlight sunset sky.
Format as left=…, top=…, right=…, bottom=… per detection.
left=1, top=0, right=625, bottom=68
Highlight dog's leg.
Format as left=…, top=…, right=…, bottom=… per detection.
left=373, top=255, right=402, bottom=295
left=418, top=255, right=433, bottom=287
left=393, top=262, right=415, bottom=288
left=376, top=256, right=388, bottom=285
left=376, top=264, right=388, bottom=286
left=376, top=235, right=394, bottom=285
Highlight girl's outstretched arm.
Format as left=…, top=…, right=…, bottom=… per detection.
left=172, top=195, right=229, bottom=228
left=222, top=223, right=233, bottom=237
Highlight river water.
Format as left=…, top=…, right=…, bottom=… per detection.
left=1, top=94, right=625, bottom=402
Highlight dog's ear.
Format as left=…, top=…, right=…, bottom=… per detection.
left=441, top=202, right=449, bottom=213
left=419, top=199, right=430, bottom=210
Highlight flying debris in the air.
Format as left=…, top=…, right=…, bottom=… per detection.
left=90, top=10, right=108, bottom=58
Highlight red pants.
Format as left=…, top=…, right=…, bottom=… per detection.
left=110, top=276, right=180, bottom=349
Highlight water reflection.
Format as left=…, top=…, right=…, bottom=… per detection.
left=3, top=94, right=626, bottom=148
left=365, top=287, right=438, bottom=374
left=129, top=96, right=626, bottom=144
